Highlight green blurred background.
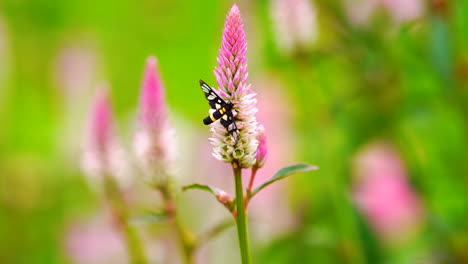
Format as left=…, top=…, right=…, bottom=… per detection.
left=1, top=0, right=468, bottom=263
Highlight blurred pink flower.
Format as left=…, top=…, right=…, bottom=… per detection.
left=65, top=214, right=127, bottom=264
left=210, top=4, right=259, bottom=168
left=0, top=16, right=9, bottom=83
left=134, top=56, right=175, bottom=185
left=54, top=43, right=98, bottom=99
left=345, top=0, right=423, bottom=25
left=271, top=0, right=318, bottom=56
left=353, top=142, right=423, bottom=241
left=345, top=0, right=379, bottom=26
left=54, top=42, right=100, bottom=163
left=382, top=0, right=423, bottom=22
left=81, top=86, right=129, bottom=186
left=0, top=17, right=10, bottom=125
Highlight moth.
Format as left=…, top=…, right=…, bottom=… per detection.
left=199, top=79, right=239, bottom=141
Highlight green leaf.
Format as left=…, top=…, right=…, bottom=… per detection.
left=182, top=183, right=220, bottom=195
left=183, top=183, right=235, bottom=213
left=130, top=211, right=168, bottom=226
left=250, top=163, right=318, bottom=198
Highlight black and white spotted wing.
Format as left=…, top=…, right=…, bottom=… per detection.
left=200, top=79, right=226, bottom=109
left=199, top=79, right=239, bottom=141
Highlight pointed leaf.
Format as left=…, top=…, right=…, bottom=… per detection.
left=183, top=183, right=235, bottom=213
left=182, top=183, right=219, bottom=195
left=251, top=163, right=318, bottom=198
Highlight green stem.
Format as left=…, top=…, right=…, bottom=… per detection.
left=233, top=164, right=252, bottom=264
left=245, top=167, right=258, bottom=210
left=159, top=185, right=195, bottom=264
left=123, top=224, right=148, bottom=264
left=104, top=175, right=148, bottom=264
left=174, top=217, right=195, bottom=264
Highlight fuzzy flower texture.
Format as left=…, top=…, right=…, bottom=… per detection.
left=134, top=56, right=175, bottom=186
left=81, top=87, right=128, bottom=186
left=210, top=4, right=259, bottom=168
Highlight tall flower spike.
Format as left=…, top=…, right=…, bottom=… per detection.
left=81, top=86, right=128, bottom=185
left=134, top=56, right=175, bottom=186
left=211, top=4, right=259, bottom=168
left=271, top=0, right=318, bottom=56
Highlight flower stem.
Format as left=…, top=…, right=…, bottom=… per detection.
left=247, top=167, right=258, bottom=193
left=174, top=217, right=195, bottom=264
left=103, top=175, right=148, bottom=264
left=123, top=224, right=148, bottom=264
left=233, top=163, right=252, bottom=264
left=245, top=167, right=258, bottom=209
left=159, top=185, right=195, bottom=264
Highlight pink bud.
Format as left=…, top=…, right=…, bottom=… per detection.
left=255, top=125, right=267, bottom=168
left=216, top=190, right=231, bottom=204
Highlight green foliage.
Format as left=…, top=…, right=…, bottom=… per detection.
left=250, top=163, right=318, bottom=198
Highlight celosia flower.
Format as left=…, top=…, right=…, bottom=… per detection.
left=353, top=142, right=423, bottom=241
left=81, top=86, right=128, bottom=185
left=210, top=4, right=259, bottom=168
left=134, top=56, right=175, bottom=186
left=270, top=0, right=318, bottom=56
left=254, top=125, right=267, bottom=169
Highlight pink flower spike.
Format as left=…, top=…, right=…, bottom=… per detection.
left=134, top=56, right=175, bottom=185
left=210, top=4, right=259, bottom=168
left=139, top=56, right=166, bottom=130
left=82, top=85, right=129, bottom=186
left=89, top=88, right=113, bottom=155
left=215, top=4, right=248, bottom=94
left=255, top=125, right=267, bottom=168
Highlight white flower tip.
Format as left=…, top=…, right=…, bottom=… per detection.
left=146, top=55, right=158, bottom=69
